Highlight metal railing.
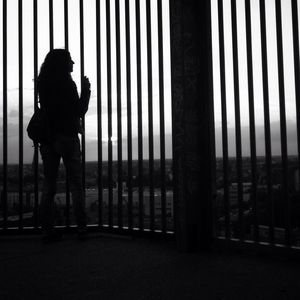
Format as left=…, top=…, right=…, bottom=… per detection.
left=0, top=0, right=173, bottom=235
left=213, top=0, right=300, bottom=249
left=3, top=0, right=300, bottom=253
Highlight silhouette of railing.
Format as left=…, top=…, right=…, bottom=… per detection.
left=0, top=0, right=173, bottom=235
left=213, top=0, right=300, bottom=249
left=3, top=0, right=300, bottom=254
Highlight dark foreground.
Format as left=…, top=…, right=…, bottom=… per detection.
left=1, top=234, right=300, bottom=299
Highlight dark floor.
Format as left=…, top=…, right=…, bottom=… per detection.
left=0, top=233, right=300, bottom=300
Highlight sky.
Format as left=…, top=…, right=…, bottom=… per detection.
left=0, top=0, right=300, bottom=163
left=211, top=0, right=300, bottom=157
left=0, top=0, right=172, bottom=163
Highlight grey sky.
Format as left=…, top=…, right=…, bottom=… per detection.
left=211, top=0, right=299, bottom=157
left=0, top=0, right=172, bottom=163
left=0, top=0, right=299, bottom=163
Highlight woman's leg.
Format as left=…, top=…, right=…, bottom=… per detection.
left=40, top=143, right=61, bottom=234
left=61, top=137, right=87, bottom=229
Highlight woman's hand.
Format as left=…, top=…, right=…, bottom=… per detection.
left=82, top=76, right=91, bottom=91
left=80, top=76, right=91, bottom=115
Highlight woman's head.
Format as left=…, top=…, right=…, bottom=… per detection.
left=38, top=49, right=74, bottom=83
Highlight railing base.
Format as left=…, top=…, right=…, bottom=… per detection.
left=0, top=225, right=175, bottom=241
left=214, top=237, right=300, bottom=260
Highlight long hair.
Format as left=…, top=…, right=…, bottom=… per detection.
left=37, top=49, right=72, bottom=92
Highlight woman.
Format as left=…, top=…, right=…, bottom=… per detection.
left=38, top=49, right=91, bottom=242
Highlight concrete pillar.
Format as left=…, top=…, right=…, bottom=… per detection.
left=170, top=0, right=216, bottom=251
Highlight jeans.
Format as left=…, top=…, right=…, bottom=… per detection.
left=40, top=135, right=86, bottom=232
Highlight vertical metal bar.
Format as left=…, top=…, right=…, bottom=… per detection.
left=63, top=0, right=70, bottom=228
left=206, top=0, right=216, bottom=244
left=96, top=0, right=103, bottom=226
left=106, top=0, right=113, bottom=227
left=115, top=0, right=123, bottom=229
left=245, top=0, right=258, bottom=242
left=157, top=0, right=166, bottom=233
left=136, top=0, right=144, bottom=230
left=217, top=0, right=230, bottom=239
left=79, top=0, right=86, bottom=207
left=33, top=0, right=39, bottom=230
left=146, top=0, right=154, bottom=231
left=275, top=0, right=290, bottom=246
left=259, top=0, right=274, bottom=244
left=18, top=0, right=24, bottom=230
left=64, top=0, right=69, bottom=50
left=125, top=0, right=133, bottom=231
left=168, top=2, right=176, bottom=233
left=65, top=181, right=70, bottom=228
left=292, top=0, right=300, bottom=224
left=49, top=0, right=53, bottom=50
left=231, top=0, right=244, bottom=240
left=2, top=0, right=8, bottom=230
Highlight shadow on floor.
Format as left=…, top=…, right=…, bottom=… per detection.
left=1, top=233, right=300, bottom=300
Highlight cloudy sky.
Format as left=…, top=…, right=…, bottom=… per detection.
left=211, top=0, right=299, bottom=157
left=0, top=0, right=172, bottom=163
left=0, top=0, right=299, bottom=163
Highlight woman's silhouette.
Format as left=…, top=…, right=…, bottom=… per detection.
left=37, top=49, right=90, bottom=242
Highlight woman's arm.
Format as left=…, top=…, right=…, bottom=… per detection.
left=79, top=76, right=91, bottom=116
left=72, top=77, right=91, bottom=117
